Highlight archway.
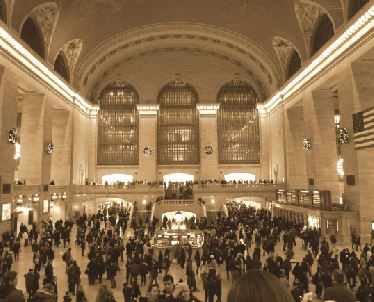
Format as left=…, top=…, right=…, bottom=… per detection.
left=102, top=174, right=134, bottom=185
left=224, top=173, right=256, bottom=182
left=163, top=173, right=194, bottom=184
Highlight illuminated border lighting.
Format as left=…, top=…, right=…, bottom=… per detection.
left=0, top=27, right=94, bottom=113
left=259, top=5, right=374, bottom=113
left=137, top=104, right=160, bottom=115
left=197, top=104, right=220, bottom=115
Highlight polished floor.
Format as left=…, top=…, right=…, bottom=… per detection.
left=11, top=226, right=347, bottom=302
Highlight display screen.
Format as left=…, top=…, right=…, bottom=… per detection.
left=1, top=203, right=11, bottom=221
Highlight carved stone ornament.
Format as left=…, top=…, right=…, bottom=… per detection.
left=338, top=128, right=349, bottom=144
left=303, top=138, right=311, bottom=151
left=204, top=145, right=214, bottom=155
left=61, top=39, right=83, bottom=75
left=8, top=128, right=17, bottom=144
left=30, top=2, right=59, bottom=52
left=272, top=37, right=297, bottom=76
left=46, top=141, right=54, bottom=154
left=143, top=146, right=153, bottom=156
left=294, top=0, right=331, bottom=53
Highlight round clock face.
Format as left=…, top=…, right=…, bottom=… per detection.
left=143, top=146, right=153, bottom=156
left=303, top=138, right=311, bottom=151
left=204, top=145, right=214, bottom=155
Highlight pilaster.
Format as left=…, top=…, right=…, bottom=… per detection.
left=18, top=93, right=52, bottom=185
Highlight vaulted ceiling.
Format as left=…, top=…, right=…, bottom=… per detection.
left=3, top=0, right=355, bottom=102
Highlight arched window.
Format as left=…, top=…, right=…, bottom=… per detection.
left=217, top=80, right=260, bottom=164
left=157, top=80, right=199, bottom=164
left=311, top=14, right=334, bottom=56
left=97, top=82, right=139, bottom=165
left=287, top=50, right=301, bottom=80
left=20, top=17, right=45, bottom=59
left=54, top=52, right=70, bottom=82
left=0, top=0, right=7, bottom=23
left=348, top=0, right=369, bottom=19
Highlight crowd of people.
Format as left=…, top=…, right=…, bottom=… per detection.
left=1, top=200, right=374, bottom=302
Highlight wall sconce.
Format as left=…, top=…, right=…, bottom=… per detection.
left=16, top=195, right=24, bottom=203
left=8, top=128, right=17, bottom=144
left=46, top=141, right=54, bottom=154
left=303, top=138, right=311, bottom=151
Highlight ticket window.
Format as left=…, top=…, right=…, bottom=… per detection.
left=308, top=215, right=320, bottom=228
left=326, top=219, right=338, bottom=234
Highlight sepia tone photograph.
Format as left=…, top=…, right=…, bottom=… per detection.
left=0, top=1, right=373, bottom=301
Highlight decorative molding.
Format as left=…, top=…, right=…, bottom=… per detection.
left=59, top=39, right=83, bottom=78
left=29, top=2, right=59, bottom=58
left=261, top=5, right=374, bottom=113
left=294, top=0, right=334, bottom=56
left=197, top=103, right=220, bottom=115
left=73, top=23, right=282, bottom=99
left=272, top=37, right=298, bottom=80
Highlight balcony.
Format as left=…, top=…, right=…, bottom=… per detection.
left=72, top=184, right=164, bottom=194
left=194, top=183, right=286, bottom=193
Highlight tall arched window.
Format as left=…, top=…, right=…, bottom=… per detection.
left=0, top=0, right=7, bottom=23
left=348, top=0, right=369, bottom=19
left=217, top=80, right=260, bottom=164
left=20, top=17, right=45, bottom=59
left=311, top=14, right=334, bottom=56
left=287, top=50, right=301, bottom=80
left=98, top=82, right=139, bottom=165
left=157, top=80, right=199, bottom=164
left=54, top=52, right=70, bottom=82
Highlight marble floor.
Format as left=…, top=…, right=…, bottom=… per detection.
left=11, top=227, right=350, bottom=302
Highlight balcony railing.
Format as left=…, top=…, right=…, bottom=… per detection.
left=72, top=184, right=164, bottom=194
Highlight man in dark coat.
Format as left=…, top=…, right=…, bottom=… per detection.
left=0, top=271, right=25, bottom=302
left=323, top=269, right=356, bottom=302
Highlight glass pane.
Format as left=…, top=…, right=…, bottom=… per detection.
left=97, top=82, right=139, bottom=165
left=157, top=80, right=199, bottom=164
left=217, top=80, right=260, bottom=164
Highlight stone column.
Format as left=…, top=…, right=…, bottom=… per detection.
left=197, top=104, right=220, bottom=180
left=137, top=105, right=158, bottom=181
left=50, top=109, right=72, bottom=185
left=351, top=56, right=374, bottom=243
left=0, top=67, right=18, bottom=233
left=336, top=68, right=360, bottom=212
left=0, top=67, right=18, bottom=187
left=285, top=107, right=308, bottom=189
left=87, top=112, right=97, bottom=183
left=18, top=93, right=52, bottom=185
left=303, top=89, right=340, bottom=202
left=259, top=112, right=271, bottom=180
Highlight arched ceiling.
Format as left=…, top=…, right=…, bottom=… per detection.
left=10, top=0, right=345, bottom=102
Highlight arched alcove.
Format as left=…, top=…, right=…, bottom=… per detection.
left=20, top=17, right=45, bottom=59
left=287, top=50, right=302, bottom=80
left=310, top=14, right=335, bottom=56
left=54, top=52, right=70, bottom=82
